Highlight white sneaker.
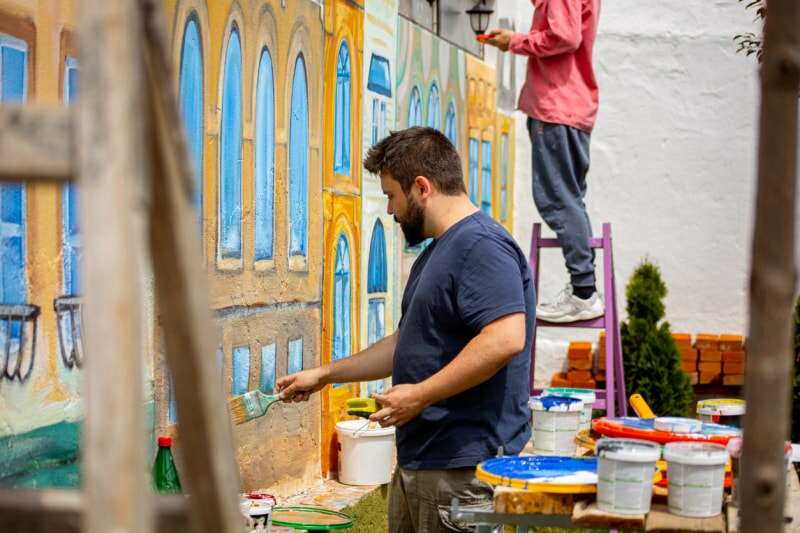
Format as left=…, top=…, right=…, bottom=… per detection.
left=537, top=283, right=604, bottom=323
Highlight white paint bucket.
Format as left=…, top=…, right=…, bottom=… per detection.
left=542, top=387, right=596, bottom=432
left=664, top=442, right=729, bottom=517
left=596, top=438, right=660, bottom=515
left=336, top=420, right=396, bottom=486
left=529, top=396, right=583, bottom=456
left=696, top=399, right=745, bottom=428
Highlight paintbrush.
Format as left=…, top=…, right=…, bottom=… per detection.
left=228, top=390, right=281, bottom=425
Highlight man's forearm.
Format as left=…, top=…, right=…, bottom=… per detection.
left=321, top=331, right=397, bottom=385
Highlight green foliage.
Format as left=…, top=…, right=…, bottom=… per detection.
left=621, top=261, right=693, bottom=417
left=791, top=295, right=800, bottom=442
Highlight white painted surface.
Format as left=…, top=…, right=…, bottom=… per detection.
left=484, top=0, right=797, bottom=386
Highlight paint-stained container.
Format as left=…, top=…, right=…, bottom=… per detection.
left=529, top=395, right=583, bottom=456
left=596, top=438, right=660, bottom=515
left=653, top=417, right=702, bottom=434
left=696, top=399, right=745, bottom=428
left=664, top=442, right=729, bottom=517
left=543, top=387, right=596, bottom=432
left=336, top=420, right=396, bottom=486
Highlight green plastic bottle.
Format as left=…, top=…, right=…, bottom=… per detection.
left=153, top=436, right=182, bottom=493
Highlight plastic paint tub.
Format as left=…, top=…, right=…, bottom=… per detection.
left=529, top=395, right=583, bottom=456
left=336, top=420, right=396, bottom=485
left=664, top=442, right=729, bottom=517
left=543, top=388, right=597, bottom=432
left=653, top=417, right=702, bottom=434
left=697, top=399, right=745, bottom=428
left=596, top=438, right=660, bottom=515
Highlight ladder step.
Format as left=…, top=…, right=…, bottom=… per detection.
left=536, top=316, right=606, bottom=329
left=536, top=237, right=605, bottom=249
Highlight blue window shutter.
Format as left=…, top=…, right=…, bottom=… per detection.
left=334, top=42, right=351, bottom=175
left=288, top=338, right=304, bottom=375
left=219, top=30, right=242, bottom=259
left=468, top=139, right=479, bottom=206
left=289, top=55, right=309, bottom=258
left=367, top=298, right=385, bottom=347
left=260, top=343, right=277, bottom=393
left=426, top=83, right=440, bottom=130
left=367, top=220, right=387, bottom=293
left=481, top=140, right=492, bottom=215
left=255, top=48, right=275, bottom=261
left=367, top=54, right=392, bottom=97
left=332, top=234, right=351, bottom=364
left=179, top=18, right=204, bottom=230
left=231, top=345, right=251, bottom=395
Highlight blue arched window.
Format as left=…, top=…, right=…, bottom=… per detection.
left=444, top=101, right=457, bottom=147
left=219, top=29, right=242, bottom=260
left=63, top=57, right=79, bottom=295
left=426, top=83, right=440, bottom=130
left=332, top=233, right=351, bottom=364
left=289, top=55, right=309, bottom=259
left=468, top=138, right=479, bottom=205
left=333, top=42, right=351, bottom=175
left=481, top=140, right=492, bottom=215
left=408, top=86, right=422, bottom=127
left=179, top=17, right=203, bottom=229
left=367, top=220, right=387, bottom=295
left=0, top=33, right=28, bottom=307
left=255, top=47, right=275, bottom=261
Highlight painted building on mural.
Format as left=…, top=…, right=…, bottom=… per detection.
left=0, top=0, right=516, bottom=491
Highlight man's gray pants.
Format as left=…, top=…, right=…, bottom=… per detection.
left=527, top=117, right=596, bottom=289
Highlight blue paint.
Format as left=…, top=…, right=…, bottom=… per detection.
left=367, top=54, right=392, bottom=97
left=179, top=18, right=203, bottom=228
left=481, top=140, right=492, bottom=215
left=288, top=54, right=309, bottom=258
left=605, top=417, right=742, bottom=437
left=255, top=47, right=275, bottom=261
left=332, top=234, right=351, bottom=368
left=444, top=101, right=457, bottom=147
left=334, top=41, right=351, bottom=175
left=500, top=134, right=509, bottom=222
left=468, top=138, right=479, bottom=205
left=231, top=345, right=250, bottom=395
left=532, top=395, right=583, bottom=411
left=426, top=82, right=440, bottom=130
left=367, top=220, right=387, bottom=293
left=480, top=456, right=597, bottom=480
left=408, top=86, right=422, bottom=127
left=287, top=338, right=303, bottom=375
left=260, top=343, right=276, bottom=393
left=367, top=298, right=385, bottom=346
left=219, top=29, right=242, bottom=259
left=168, top=371, right=177, bottom=424
left=63, top=57, right=80, bottom=296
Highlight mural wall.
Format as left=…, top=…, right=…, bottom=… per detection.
left=0, top=0, right=515, bottom=491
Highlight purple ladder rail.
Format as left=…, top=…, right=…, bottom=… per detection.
left=528, top=222, right=627, bottom=417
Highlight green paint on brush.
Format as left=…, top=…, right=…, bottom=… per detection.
left=230, top=390, right=281, bottom=424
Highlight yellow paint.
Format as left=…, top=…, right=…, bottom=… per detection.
left=466, top=55, right=498, bottom=220
left=495, top=111, right=515, bottom=233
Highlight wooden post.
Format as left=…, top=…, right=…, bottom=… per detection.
left=76, top=0, right=152, bottom=532
left=740, top=0, right=800, bottom=531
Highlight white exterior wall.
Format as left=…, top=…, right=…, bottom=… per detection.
left=485, top=0, right=795, bottom=386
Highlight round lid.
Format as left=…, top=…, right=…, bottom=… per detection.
left=335, top=419, right=396, bottom=437
left=663, top=441, right=729, bottom=465
left=696, top=398, right=745, bottom=416
left=543, top=387, right=596, bottom=404
left=597, top=438, right=661, bottom=463
left=158, top=436, right=172, bottom=447
left=653, top=417, right=702, bottom=434
left=529, top=395, right=583, bottom=412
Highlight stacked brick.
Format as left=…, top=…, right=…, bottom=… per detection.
left=674, top=332, right=745, bottom=386
left=550, top=341, right=596, bottom=389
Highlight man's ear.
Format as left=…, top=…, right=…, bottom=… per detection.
left=414, top=175, right=434, bottom=199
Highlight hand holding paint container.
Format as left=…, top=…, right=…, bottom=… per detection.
left=542, top=388, right=596, bottom=432
left=596, top=438, right=660, bottom=515
left=529, top=395, right=583, bottom=456
left=664, top=441, right=729, bottom=517
left=696, top=399, right=745, bottom=428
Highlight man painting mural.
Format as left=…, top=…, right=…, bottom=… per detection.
left=276, top=127, right=535, bottom=533
left=484, top=0, right=603, bottom=323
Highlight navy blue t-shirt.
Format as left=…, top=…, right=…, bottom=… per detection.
left=394, top=211, right=535, bottom=470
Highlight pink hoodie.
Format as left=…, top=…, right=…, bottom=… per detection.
left=509, top=0, right=600, bottom=132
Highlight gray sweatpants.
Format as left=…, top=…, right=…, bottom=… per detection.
left=527, top=117, right=596, bottom=288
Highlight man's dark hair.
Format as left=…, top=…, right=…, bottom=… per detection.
left=363, top=127, right=466, bottom=196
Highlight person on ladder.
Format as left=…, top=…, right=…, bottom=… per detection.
left=484, top=0, right=603, bottom=323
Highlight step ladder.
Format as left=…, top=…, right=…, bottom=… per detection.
left=528, top=223, right=627, bottom=417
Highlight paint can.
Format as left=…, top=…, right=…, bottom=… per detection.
left=542, top=387, right=597, bottom=432
left=529, top=395, right=583, bottom=456
left=596, top=438, right=660, bottom=515
left=653, top=417, right=703, bottom=434
left=696, top=399, right=745, bottom=427
left=664, top=442, right=729, bottom=517
left=336, top=420, right=396, bottom=486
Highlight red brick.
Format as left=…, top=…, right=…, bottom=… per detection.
left=570, top=379, right=596, bottom=389
left=550, top=372, right=569, bottom=387
left=699, top=361, right=722, bottom=373
left=719, top=334, right=744, bottom=352
left=681, top=360, right=697, bottom=373
left=723, top=350, right=745, bottom=364
left=672, top=333, right=693, bottom=349
left=569, top=358, right=593, bottom=370
left=699, top=371, right=721, bottom=384
left=695, top=333, right=720, bottom=350
left=680, top=348, right=698, bottom=361
left=568, top=341, right=593, bottom=360
left=699, top=350, right=722, bottom=362
left=723, top=374, right=745, bottom=386
left=568, top=370, right=592, bottom=382
left=724, top=362, right=744, bottom=374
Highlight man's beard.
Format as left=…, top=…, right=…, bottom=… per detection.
left=395, top=195, right=426, bottom=247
